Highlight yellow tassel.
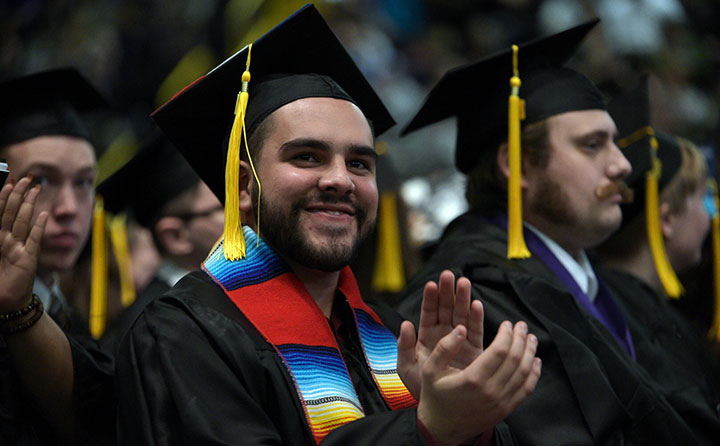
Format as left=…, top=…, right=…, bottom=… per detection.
left=507, top=45, right=530, bottom=259
left=646, top=133, right=684, bottom=298
left=223, top=43, right=255, bottom=260
left=90, top=197, right=108, bottom=339
left=707, top=180, right=720, bottom=342
left=109, top=213, right=136, bottom=308
left=372, top=191, right=406, bottom=293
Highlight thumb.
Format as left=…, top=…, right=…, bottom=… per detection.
left=425, top=325, right=467, bottom=376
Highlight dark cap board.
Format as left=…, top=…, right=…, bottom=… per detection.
left=0, top=68, right=109, bottom=149
left=151, top=3, right=395, bottom=203
left=402, top=18, right=604, bottom=173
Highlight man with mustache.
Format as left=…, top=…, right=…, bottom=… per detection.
left=596, top=77, right=720, bottom=441
left=0, top=69, right=114, bottom=444
left=115, top=6, right=540, bottom=445
left=397, top=20, right=706, bottom=444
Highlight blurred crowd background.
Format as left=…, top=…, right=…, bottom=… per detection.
left=2, top=0, right=720, bottom=325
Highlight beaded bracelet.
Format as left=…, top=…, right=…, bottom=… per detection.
left=0, top=298, right=44, bottom=336
left=0, top=295, right=42, bottom=321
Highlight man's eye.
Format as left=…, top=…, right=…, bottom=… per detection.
left=75, top=178, right=95, bottom=189
left=294, top=153, right=318, bottom=162
left=348, top=160, right=370, bottom=170
left=30, top=176, right=49, bottom=187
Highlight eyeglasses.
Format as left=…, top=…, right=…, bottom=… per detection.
left=172, top=205, right=224, bottom=222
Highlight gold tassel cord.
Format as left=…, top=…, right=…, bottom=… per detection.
left=707, top=179, right=720, bottom=342
left=507, top=44, right=530, bottom=259
left=372, top=191, right=406, bottom=293
left=223, top=43, right=254, bottom=260
left=645, top=132, right=684, bottom=298
left=109, top=213, right=136, bottom=308
left=89, top=197, right=108, bottom=339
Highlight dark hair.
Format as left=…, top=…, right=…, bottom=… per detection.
left=465, top=119, right=551, bottom=212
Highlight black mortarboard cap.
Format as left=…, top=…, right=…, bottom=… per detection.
left=402, top=18, right=604, bottom=174
left=607, top=75, right=685, bottom=297
left=96, top=132, right=201, bottom=228
left=0, top=68, right=108, bottom=149
left=608, top=76, right=682, bottom=223
left=151, top=3, right=395, bottom=204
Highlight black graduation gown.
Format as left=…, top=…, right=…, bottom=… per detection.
left=0, top=303, right=115, bottom=445
left=100, top=276, right=171, bottom=356
left=397, top=211, right=701, bottom=445
left=598, top=268, right=720, bottom=442
left=115, top=270, right=518, bottom=445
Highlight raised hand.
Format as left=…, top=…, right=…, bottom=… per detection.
left=0, top=176, right=48, bottom=313
left=417, top=320, right=541, bottom=446
left=398, top=270, right=484, bottom=397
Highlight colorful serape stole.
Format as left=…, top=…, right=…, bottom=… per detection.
left=202, top=227, right=416, bottom=444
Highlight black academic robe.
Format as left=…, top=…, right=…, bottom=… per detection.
left=100, top=276, right=171, bottom=356
left=397, top=211, right=701, bottom=445
left=115, top=270, right=516, bottom=445
left=598, top=268, right=720, bottom=442
left=0, top=302, right=115, bottom=445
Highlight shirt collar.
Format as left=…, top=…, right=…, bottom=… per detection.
left=525, top=224, right=599, bottom=301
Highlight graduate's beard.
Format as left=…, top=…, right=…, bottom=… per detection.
left=252, top=185, right=374, bottom=272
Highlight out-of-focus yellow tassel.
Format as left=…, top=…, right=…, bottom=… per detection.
left=372, top=191, right=406, bottom=293
left=645, top=132, right=684, bottom=298
left=224, top=43, right=259, bottom=260
left=507, top=45, right=530, bottom=259
left=109, top=213, right=136, bottom=308
left=707, top=180, right=720, bottom=342
left=90, top=197, right=108, bottom=338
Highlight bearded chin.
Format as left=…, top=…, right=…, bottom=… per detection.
left=252, top=187, right=375, bottom=272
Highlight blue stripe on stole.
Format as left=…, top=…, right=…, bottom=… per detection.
left=204, top=227, right=291, bottom=291
left=354, top=310, right=399, bottom=372
left=277, top=344, right=364, bottom=412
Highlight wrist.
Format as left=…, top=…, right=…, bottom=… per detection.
left=0, top=294, right=35, bottom=315
left=0, top=295, right=44, bottom=336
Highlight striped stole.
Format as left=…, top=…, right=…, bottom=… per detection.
left=202, top=227, right=416, bottom=443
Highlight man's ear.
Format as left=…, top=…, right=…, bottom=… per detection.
left=496, top=142, right=529, bottom=188
left=238, top=159, right=253, bottom=214
left=155, top=217, right=192, bottom=256
left=660, top=201, right=674, bottom=239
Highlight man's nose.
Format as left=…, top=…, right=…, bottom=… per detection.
left=318, top=158, right=354, bottom=196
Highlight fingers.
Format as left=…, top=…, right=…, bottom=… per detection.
left=0, top=179, right=15, bottom=216
left=419, top=279, right=439, bottom=330
left=452, top=276, right=471, bottom=328
left=25, top=211, right=48, bottom=259
left=466, top=299, right=484, bottom=351
left=500, top=330, right=538, bottom=398
left=397, top=320, right=418, bottom=366
left=436, top=270, right=456, bottom=326
left=506, top=357, right=542, bottom=410
left=12, top=184, right=41, bottom=240
left=488, top=322, right=531, bottom=386
left=425, top=325, right=467, bottom=376
left=1, top=177, right=33, bottom=232
left=468, top=320, right=513, bottom=379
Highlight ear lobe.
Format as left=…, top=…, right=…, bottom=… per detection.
left=659, top=202, right=674, bottom=239
left=155, top=217, right=193, bottom=256
left=496, top=142, right=529, bottom=188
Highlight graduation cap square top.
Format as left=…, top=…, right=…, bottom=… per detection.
left=96, top=132, right=201, bottom=228
left=0, top=68, right=109, bottom=149
left=151, top=3, right=395, bottom=205
left=402, top=18, right=604, bottom=174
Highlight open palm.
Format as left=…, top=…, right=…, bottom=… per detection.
left=0, top=177, right=47, bottom=313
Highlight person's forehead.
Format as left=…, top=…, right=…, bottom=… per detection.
left=4, top=134, right=97, bottom=171
left=547, top=109, right=616, bottom=136
left=268, top=97, right=374, bottom=142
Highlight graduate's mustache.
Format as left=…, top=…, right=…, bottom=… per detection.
left=595, top=180, right=634, bottom=203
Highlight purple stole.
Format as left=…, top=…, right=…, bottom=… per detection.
left=488, top=214, right=636, bottom=358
